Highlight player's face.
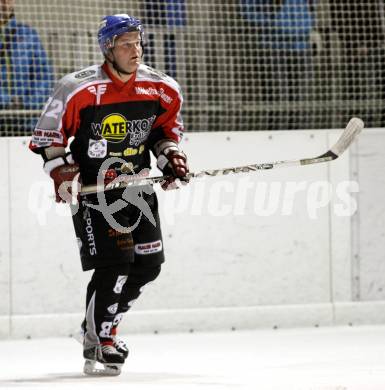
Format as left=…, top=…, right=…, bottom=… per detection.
left=112, top=31, right=142, bottom=74
left=0, top=0, right=14, bottom=26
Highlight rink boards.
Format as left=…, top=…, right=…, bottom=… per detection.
left=0, top=129, right=385, bottom=338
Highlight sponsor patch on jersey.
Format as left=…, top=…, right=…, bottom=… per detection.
left=123, top=145, right=145, bottom=156
left=74, top=69, right=96, bottom=79
left=135, top=240, right=163, bottom=255
left=91, top=113, right=156, bottom=145
left=135, top=86, right=173, bottom=104
left=88, top=139, right=107, bottom=158
left=109, top=151, right=122, bottom=157
left=31, top=129, right=64, bottom=147
left=95, top=113, right=128, bottom=143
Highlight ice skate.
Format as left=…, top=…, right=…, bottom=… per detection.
left=83, top=343, right=125, bottom=376
left=77, top=323, right=129, bottom=360
left=111, top=327, right=129, bottom=359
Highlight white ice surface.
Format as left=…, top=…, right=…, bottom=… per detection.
left=1, top=326, right=385, bottom=390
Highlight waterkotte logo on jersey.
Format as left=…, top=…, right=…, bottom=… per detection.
left=91, top=114, right=156, bottom=145
left=91, top=113, right=128, bottom=143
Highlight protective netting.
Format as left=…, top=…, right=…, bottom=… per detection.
left=1, top=0, right=384, bottom=136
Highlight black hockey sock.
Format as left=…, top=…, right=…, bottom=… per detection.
left=83, top=263, right=130, bottom=347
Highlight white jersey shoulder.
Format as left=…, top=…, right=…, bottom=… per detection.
left=33, top=65, right=109, bottom=137
left=57, top=65, right=108, bottom=92
left=44, top=64, right=112, bottom=110
left=136, top=64, right=181, bottom=93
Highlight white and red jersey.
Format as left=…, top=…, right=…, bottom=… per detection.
left=29, top=62, right=184, bottom=184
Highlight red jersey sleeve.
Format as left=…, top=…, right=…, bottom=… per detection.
left=151, top=80, right=184, bottom=144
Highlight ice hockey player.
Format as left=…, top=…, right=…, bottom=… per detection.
left=29, top=14, right=189, bottom=375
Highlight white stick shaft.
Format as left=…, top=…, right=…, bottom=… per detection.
left=80, top=117, right=364, bottom=195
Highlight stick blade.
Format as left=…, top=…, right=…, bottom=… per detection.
left=330, top=117, right=364, bottom=157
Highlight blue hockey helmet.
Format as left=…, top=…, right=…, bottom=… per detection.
left=98, top=14, right=144, bottom=55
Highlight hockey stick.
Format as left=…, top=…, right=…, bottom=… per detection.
left=80, top=117, right=364, bottom=195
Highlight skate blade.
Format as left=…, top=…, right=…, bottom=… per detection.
left=83, top=359, right=122, bottom=376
